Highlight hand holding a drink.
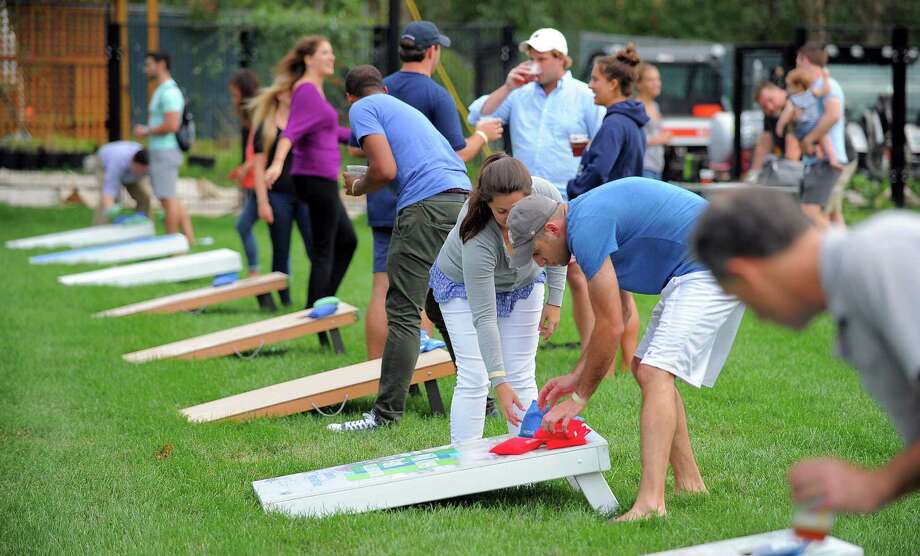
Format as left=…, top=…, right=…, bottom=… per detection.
left=505, top=61, right=542, bottom=90
left=342, top=165, right=368, bottom=196
left=569, top=133, right=589, bottom=157
left=475, top=117, right=504, bottom=142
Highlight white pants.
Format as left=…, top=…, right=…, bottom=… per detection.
left=441, top=283, right=544, bottom=444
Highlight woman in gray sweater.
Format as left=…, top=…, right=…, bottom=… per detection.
left=430, top=154, right=566, bottom=443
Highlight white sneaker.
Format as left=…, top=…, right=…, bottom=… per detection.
left=327, top=412, right=384, bottom=432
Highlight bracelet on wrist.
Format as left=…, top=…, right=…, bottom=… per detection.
left=475, top=130, right=489, bottom=143
left=571, top=391, right=589, bottom=407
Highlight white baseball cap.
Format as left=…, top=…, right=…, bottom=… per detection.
left=519, top=28, right=568, bottom=56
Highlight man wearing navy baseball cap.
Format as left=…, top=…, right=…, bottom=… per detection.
left=400, top=20, right=451, bottom=49
left=346, top=20, right=502, bottom=397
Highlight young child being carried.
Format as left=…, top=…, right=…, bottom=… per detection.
left=776, top=67, right=842, bottom=170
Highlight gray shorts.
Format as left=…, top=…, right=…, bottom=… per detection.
left=149, top=148, right=183, bottom=199
left=800, top=160, right=841, bottom=208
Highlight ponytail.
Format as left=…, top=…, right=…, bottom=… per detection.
left=459, top=153, right=532, bottom=243
left=594, top=43, right=642, bottom=96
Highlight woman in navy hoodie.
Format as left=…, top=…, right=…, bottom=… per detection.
left=566, top=45, right=647, bottom=374
left=566, top=46, right=648, bottom=199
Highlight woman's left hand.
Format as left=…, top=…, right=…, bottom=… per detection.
left=538, top=304, right=561, bottom=341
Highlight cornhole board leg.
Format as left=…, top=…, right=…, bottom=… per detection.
left=252, top=432, right=617, bottom=518
left=570, top=472, right=618, bottom=514
left=424, top=379, right=445, bottom=415
left=328, top=328, right=345, bottom=354
left=645, top=529, right=863, bottom=555
left=180, top=349, right=455, bottom=423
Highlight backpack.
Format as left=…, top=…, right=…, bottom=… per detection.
left=175, top=102, right=195, bottom=152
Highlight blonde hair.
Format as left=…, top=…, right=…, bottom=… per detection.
left=785, top=68, right=814, bottom=93
left=275, top=35, right=329, bottom=83
left=249, top=74, right=294, bottom=152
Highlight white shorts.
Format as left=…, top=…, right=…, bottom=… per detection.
left=635, top=271, right=744, bottom=388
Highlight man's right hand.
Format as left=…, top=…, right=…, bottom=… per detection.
left=264, top=164, right=282, bottom=188
left=504, top=62, right=534, bottom=90
left=475, top=118, right=503, bottom=142
left=258, top=200, right=274, bottom=224
left=538, top=372, right=579, bottom=411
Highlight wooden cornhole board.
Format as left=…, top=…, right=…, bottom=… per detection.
left=123, top=302, right=359, bottom=363
left=5, top=220, right=155, bottom=249
left=58, top=249, right=241, bottom=287
left=30, top=234, right=189, bottom=265
left=646, top=529, right=863, bottom=555
left=252, top=431, right=618, bottom=519
left=180, top=348, right=455, bottom=423
left=95, top=272, right=288, bottom=317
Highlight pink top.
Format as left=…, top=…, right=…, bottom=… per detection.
left=282, top=82, right=351, bottom=181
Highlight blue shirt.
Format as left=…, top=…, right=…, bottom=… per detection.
left=97, top=141, right=143, bottom=197
left=350, top=94, right=471, bottom=212
left=567, top=100, right=648, bottom=200
left=469, top=71, right=604, bottom=197
left=567, top=177, right=707, bottom=294
left=362, top=71, right=468, bottom=228
left=808, top=76, right=848, bottom=166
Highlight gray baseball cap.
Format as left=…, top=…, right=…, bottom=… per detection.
left=508, top=194, right=561, bottom=268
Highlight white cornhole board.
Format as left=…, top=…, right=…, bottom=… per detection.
left=646, top=529, right=863, bottom=556
left=180, top=348, right=455, bottom=423
left=676, top=182, right=800, bottom=196
left=5, top=220, right=155, bottom=249
left=30, top=234, right=189, bottom=265
left=252, top=431, right=618, bottom=518
left=58, top=249, right=241, bottom=287
left=123, top=302, right=359, bottom=363
left=95, top=272, right=289, bottom=317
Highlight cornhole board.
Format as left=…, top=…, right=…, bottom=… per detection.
left=180, top=348, right=455, bottom=422
left=5, top=220, right=155, bottom=249
left=252, top=431, right=618, bottom=519
left=58, top=249, right=241, bottom=287
left=676, top=182, right=800, bottom=196
left=95, top=272, right=289, bottom=317
left=30, top=234, right=188, bottom=265
left=123, top=302, right=359, bottom=363
left=646, top=529, right=863, bottom=556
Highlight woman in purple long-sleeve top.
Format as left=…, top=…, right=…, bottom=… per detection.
left=265, top=35, right=357, bottom=309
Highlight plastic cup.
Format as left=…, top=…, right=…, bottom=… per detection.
left=528, top=61, right=542, bottom=80
left=569, top=134, right=590, bottom=157
left=345, top=165, right=368, bottom=180
left=699, top=168, right=715, bottom=184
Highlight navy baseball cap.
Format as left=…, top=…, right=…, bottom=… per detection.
left=401, top=21, right=451, bottom=49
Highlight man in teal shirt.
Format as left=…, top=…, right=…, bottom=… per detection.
left=135, top=51, right=195, bottom=243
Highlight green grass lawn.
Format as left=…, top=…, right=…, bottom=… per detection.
left=1, top=203, right=917, bottom=555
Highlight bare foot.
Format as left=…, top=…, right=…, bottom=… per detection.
left=674, top=482, right=709, bottom=495
left=610, top=504, right=667, bottom=523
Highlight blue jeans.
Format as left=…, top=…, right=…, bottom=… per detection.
left=267, top=190, right=314, bottom=305
left=235, top=190, right=260, bottom=273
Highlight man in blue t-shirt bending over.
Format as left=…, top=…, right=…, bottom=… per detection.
left=352, top=20, right=502, bottom=361
left=329, top=64, right=472, bottom=433
left=508, top=177, right=745, bottom=521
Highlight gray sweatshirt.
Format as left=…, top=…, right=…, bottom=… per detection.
left=434, top=177, right=566, bottom=387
